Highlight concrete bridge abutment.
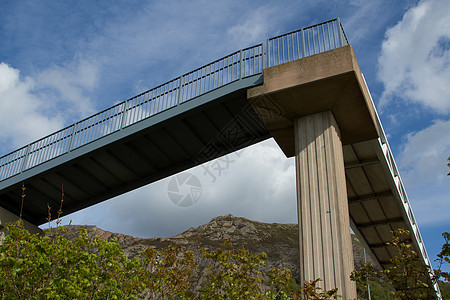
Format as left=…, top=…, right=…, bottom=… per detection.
left=0, top=206, right=43, bottom=244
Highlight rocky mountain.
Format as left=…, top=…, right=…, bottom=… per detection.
left=59, top=214, right=373, bottom=279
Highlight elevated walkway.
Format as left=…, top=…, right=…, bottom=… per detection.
left=0, top=18, right=440, bottom=298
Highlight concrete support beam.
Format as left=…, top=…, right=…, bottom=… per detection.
left=0, top=206, right=43, bottom=244
left=295, top=111, right=356, bottom=299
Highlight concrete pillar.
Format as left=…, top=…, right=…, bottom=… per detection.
left=294, top=111, right=356, bottom=299
left=0, top=206, right=43, bottom=244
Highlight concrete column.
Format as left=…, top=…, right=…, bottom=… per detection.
left=0, top=206, right=43, bottom=244
left=295, top=111, right=356, bottom=299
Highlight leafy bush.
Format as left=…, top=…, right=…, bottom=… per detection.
left=0, top=220, right=145, bottom=299
left=351, top=228, right=446, bottom=300
left=0, top=221, right=340, bottom=299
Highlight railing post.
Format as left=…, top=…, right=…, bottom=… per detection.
left=68, top=123, right=78, bottom=152
left=120, top=100, right=128, bottom=130
left=337, top=18, right=345, bottom=47
left=20, top=145, right=31, bottom=173
left=177, top=75, right=184, bottom=105
left=261, top=42, right=265, bottom=70
left=266, top=39, right=270, bottom=67
left=301, top=29, right=306, bottom=57
left=239, top=49, right=243, bottom=79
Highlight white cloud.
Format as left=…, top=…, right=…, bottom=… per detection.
left=0, top=62, right=63, bottom=150
left=397, top=120, right=450, bottom=224
left=36, top=58, right=98, bottom=118
left=0, top=59, right=98, bottom=155
left=54, top=139, right=297, bottom=238
left=398, top=119, right=450, bottom=186
left=378, top=0, right=450, bottom=113
left=227, top=6, right=277, bottom=47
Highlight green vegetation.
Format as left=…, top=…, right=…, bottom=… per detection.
left=0, top=220, right=339, bottom=299
left=0, top=220, right=144, bottom=299
left=352, top=229, right=450, bottom=300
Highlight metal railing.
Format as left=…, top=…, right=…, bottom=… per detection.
left=360, top=74, right=440, bottom=297
left=0, top=18, right=348, bottom=182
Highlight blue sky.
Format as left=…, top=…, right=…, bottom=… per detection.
left=0, top=0, right=449, bottom=272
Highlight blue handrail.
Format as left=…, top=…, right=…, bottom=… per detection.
left=0, top=18, right=347, bottom=182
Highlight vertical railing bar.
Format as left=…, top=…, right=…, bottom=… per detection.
left=239, top=49, right=243, bottom=79
left=239, top=53, right=243, bottom=78
left=225, top=57, right=229, bottom=84
left=301, top=29, right=306, bottom=58
left=261, top=43, right=265, bottom=70
left=97, top=111, right=105, bottom=138
left=84, top=117, right=92, bottom=145
left=211, top=65, right=215, bottom=91
left=286, top=35, right=289, bottom=62
left=50, top=133, right=57, bottom=159
left=20, top=145, right=31, bottom=173
left=169, top=81, right=174, bottom=108
left=331, top=20, right=337, bottom=48
left=205, top=66, right=210, bottom=93
left=68, top=123, right=77, bottom=151
left=191, top=73, right=196, bottom=100
left=120, top=100, right=128, bottom=130
left=94, top=112, right=102, bottom=140
left=189, top=74, right=193, bottom=100
left=281, top=36, right=284, bottom=63
left=221, top=60, right=225, bottom=86
left=98, top=111, right=105, bottom=138
left=291, top=34, right=295, bottom=60
left=271, top=39, right=275, bottom=67
left=131, top=96, right=137, bottom=124
left=230, top=55, right=234, bottom=82
left=39, top=140, right=46, bottom=165
left=196, top=71, right=200, bottom=97
left=159, top=86, right=164, bottom=112
left=337, top=18, right=344, bottom=47
left=209, top=64, right=213, bottom=91
left=149, top=89, right=154, bottom=116
left=163, top=84, right=168, bottom=110
left=248, top=49, right=251, bottom=75
left=44, top=139, right=50, bottom=162
left=107, top=106, right=113, bottom=132
left=198, top=70, right=202, bottom=97
left=327, top=22, right=332, bottom=50
left=163, top=84, right=166, bottom=112
left=322, top=24, right=326, bottom=52
left=312, top=26, right=316, bottom=54
left=288, top=34, right=295, bottom=61
left=32, top=142, right=39, bottom=167
left=177, top=76, right=183, bottom=106
left=137, top=95, right=143, bottom=123
left=143, top=92, right=149, bottom=118
left=246, top=49, right=250, bottom=76
left=46, top=137, right=53, bottom=162
left=155, top=87, right=160, bottom=114
left=164, top=83, right=169, bottom=110
left=125, top=99, right=131, bottom=126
